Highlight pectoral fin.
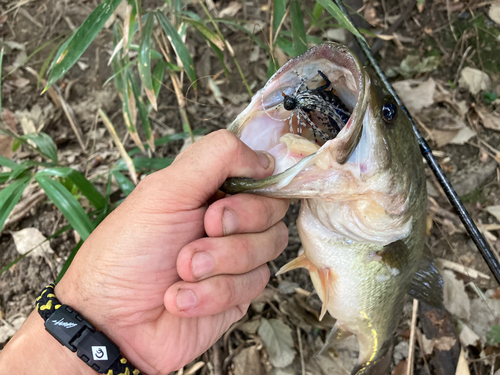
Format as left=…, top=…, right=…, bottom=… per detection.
left=407, top=245, right=443, bottom=308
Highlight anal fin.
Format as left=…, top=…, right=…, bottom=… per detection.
left=314, top=322, right=353, bottom=357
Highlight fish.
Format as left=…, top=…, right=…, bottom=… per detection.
left=221, top=43, right=443, bottom=374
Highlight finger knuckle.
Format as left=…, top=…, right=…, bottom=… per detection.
left=212, top=130, right=241, bottom=155
left=217, top=277, right=238, bottom=307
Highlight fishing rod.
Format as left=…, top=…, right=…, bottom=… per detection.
left=332, top=0, right=500, bottom=285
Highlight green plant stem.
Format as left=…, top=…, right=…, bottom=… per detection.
left=197, top=0, right=253, bottom=96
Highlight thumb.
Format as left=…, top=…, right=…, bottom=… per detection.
left=157, top=130, right=274, bottom=208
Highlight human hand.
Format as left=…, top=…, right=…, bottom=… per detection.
left=54, top=130, right=290, bottom=374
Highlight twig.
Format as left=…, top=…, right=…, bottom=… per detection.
left=154, top=30, right=194, bottom=142
left=436, top=258, right=491, bottom=280
left=212, top=341, right=222, bottom=375
left=297, top=326, right=306, bottom=375
left=24, top=66, right=86, bottom=151
left=407, top=299, right=419, bottom=375
left=416, top=328, right=431, bottom=374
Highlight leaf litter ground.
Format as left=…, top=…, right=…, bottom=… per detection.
left=1, top=0, right=500, bottom=374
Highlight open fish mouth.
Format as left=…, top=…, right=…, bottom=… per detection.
left=226, top=43, right=370, bottom=189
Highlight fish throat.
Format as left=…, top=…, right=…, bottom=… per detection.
left=281, top=70, right=352, bottom=144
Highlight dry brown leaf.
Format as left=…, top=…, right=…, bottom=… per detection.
left=393, top=78, right=436, bottom=113
left=391, top=360, right=407, bottom=375
left=324, top=29, right=346, bottom=43
left=420, top=335, right=457, bottom=354
left=459, top=67, right=491, bottom=95
left=258, top=318, right=295, bottom=368
left=232, top=346, right=263, bottom=375
left=12, top=228, right=54, bottom=257
left=486, top=205, right=500, bottom=222
left=489, top=2, right=500, bottom=25
left=443, top=270, right=470, bottom=320
left=476, top=107, right=500, bottom=131
left=455, top=347, right=471, bottom=375
left=219, top=1, right=242, bottom=18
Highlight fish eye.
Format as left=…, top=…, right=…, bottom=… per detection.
left=283, top=95, right=297, bottom=111
left=381, top=102, right=398, bottom=124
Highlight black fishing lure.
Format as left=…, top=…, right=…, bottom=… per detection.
left=282, top=70, right=351, bottom=141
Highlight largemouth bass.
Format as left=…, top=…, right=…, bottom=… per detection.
left=222, top=43, right=442, bottom=374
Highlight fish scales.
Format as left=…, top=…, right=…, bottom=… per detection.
left=222, top=43, right=442, bottom=374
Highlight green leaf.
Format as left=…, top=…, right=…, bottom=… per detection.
left=36, top=167, right=106, bottom=209
left=22, top=133, right=58, bottom=162
left=129, top=74, right=154, bottom=151
left=112, top=170, right=135, bottom=196
left=487, top=325, right=500, bottom=344
left=8, top=161, right=36, bottom=181
left=115, top=157, right=174, bottom=171
left=152, top=60, right=167, bottom=101
left=130, top=44, right=163, bottom=60
left=156, top=11, right=197, bottom=87
left=275, top=37, right=294, bottom=56
left=273, top=0, right=287, bottom=32
left=45, top=0, right=123, bottom=90
left=111, top=22, right=125, bottom=94
left=138, top=13, right=157, bottom=110
left=312, top=2, right=324, bottom=19
left=35, top=175, right=94, bottom=240
left=0, top=47, right=3, bottom=116
left=0, top=155, right=19, bottom=170
left=314, top=0, right=366, bottom=43
left=290, top=0, right=307, bottom=57
left=184, top=19, right=224, bottom=50
left=0, top=172, right=10, bottom=184
left=0, top=177, right=30, bottom=230
left=0, top=131, right=58, bottom=162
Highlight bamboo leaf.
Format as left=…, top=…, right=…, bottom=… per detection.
left=129, top=74, right=155, bottom=151
left=99, top=109, right=138, bottom=185
left=184, top=19, right=224, bottom=50
left=0, top=155, right=19, bottom=170
left=0, top=177, right=30, bottom=230
left=152, top=59, right=166, bottom=101
left=112, top=22, right=125, bottom=94
left=37, top=167, right=106, bottom=209
left=290, top=0, right=307, bottom=56
left=116, top=157, right=174, bottom=171
left=273, top=0, right=287, bottom=32
left=122, top=71, right=145, bottom=151
left=138, top=13, right=157, bottom=111
left=0, top=130, right=58, bottom=162
left=111, top=170, right=135, bottom=196
left=35, top=175, right=94, bottom=240
left=23, top=133, right=58, bottom=162
left=156, top=11, right=197, bottom=87
left=314, top=0, right=366, bottom=42
left=45, top=0, right=123, bottom=91
left=0, top=47, right=3, bottom=116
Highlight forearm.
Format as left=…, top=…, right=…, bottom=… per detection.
left=0, top=310, right=94, bottom=375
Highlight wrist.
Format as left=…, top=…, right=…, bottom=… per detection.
left=0, top=310, right=94, bottom=375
